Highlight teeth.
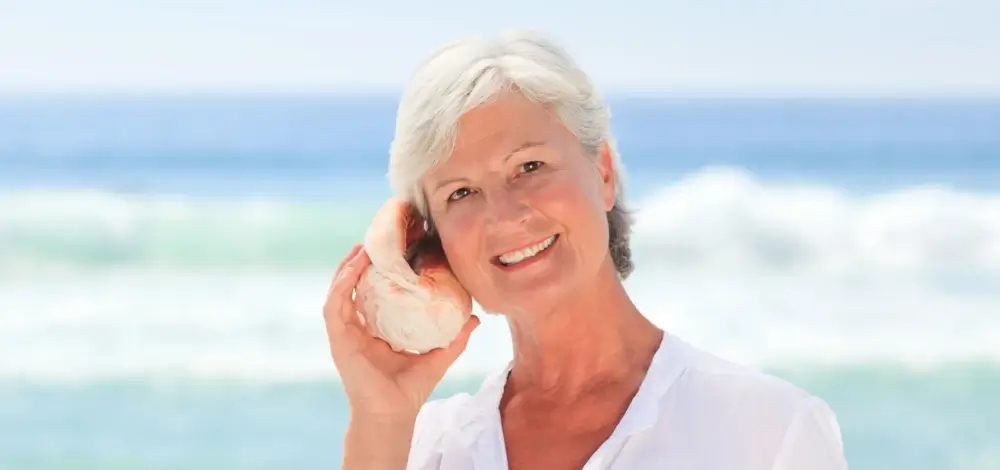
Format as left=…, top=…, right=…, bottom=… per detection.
left=498, top=236, right=556, bottom=266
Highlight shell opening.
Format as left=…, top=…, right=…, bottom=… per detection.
left=402, top=206, right=450, bottom=275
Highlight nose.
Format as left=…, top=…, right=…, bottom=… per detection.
left=485, top=189, right=530, bottom=228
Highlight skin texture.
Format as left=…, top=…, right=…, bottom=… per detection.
left=325, top=90, right=662, bottom=469
left=422, top=91, right=663, bottom=470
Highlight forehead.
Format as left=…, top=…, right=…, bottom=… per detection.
left=428, top=93, right=567, bottom=177
left=454, top=92, right=556, bottom=149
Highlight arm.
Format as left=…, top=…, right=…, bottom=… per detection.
left=343, top=399, right=447, bottom=470
left=772, top=397, right=849, bottom=470
left=342, top=413, right=417, bottom=470
left=323, top=247, right=478, bottom=470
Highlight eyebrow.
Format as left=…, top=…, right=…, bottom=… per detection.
left=431, top=141, right=545, bottom=192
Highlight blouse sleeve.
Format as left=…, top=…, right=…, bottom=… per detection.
left=771, top=396, right=849, bottom=470
left=405, top=398, right=450, bottom=470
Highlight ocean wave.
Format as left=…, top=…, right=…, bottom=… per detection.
left=631, top=166, right=1000, bottom=275
left=3, top=167, right=1000, bottom=381
left=0, top=189, right=379, bottom=273
left=4, top=168, right=1000, bottom=274
left=624, top=167, right=1000, bottom=367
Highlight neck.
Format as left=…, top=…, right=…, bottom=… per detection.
left=504, top=259, right=663, bottom=399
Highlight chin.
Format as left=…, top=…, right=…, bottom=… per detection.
left=466, top=240, right=594, bottom=316
left=478, top=275, right=577, bottom=318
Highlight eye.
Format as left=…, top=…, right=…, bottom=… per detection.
left=520, top=161, right=544, bottom=173
left=448, top=187, right=473, bottom=202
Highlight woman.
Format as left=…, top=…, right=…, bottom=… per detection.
left=324, top=30, right=848, bottom=470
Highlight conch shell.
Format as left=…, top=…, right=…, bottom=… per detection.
left=354, top=198, right=473, bottom=353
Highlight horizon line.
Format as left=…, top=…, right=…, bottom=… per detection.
left=2, top=87, right=1000, bottom=101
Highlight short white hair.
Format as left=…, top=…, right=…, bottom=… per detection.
left=387, top=29, right=635, bottom=278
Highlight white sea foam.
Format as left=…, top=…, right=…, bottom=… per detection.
left=3, top=167, right=999, bottom=382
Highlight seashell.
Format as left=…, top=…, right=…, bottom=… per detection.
left=354, top=198, right=472, bottom=353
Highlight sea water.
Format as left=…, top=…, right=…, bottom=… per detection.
left=1, top=94, right=999, bottom=469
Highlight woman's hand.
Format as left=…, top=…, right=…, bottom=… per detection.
left=323, top=244, right=480, bottom=420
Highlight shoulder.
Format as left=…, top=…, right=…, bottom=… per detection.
left=673, top=341, right=813, bottom=410
left=660, top=337, right=847, bottom=469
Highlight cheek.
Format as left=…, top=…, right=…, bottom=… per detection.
left=536, top=178, right=610, bottom=252
left=531, top=174, right=605, bottom=222
left=435, top=214, right=484, bottom=276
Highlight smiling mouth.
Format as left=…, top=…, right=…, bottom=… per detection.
left=494, top=235, right=559, bottom=267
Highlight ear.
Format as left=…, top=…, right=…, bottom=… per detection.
left=597, top=141, right=616, bottom=212
left=413, top=191, right=433, bottom=232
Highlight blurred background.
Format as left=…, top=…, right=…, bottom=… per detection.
left=2, top=1, right=999, bottom=469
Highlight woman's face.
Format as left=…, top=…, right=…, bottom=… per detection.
left=421, top=92, right=617, bottom=315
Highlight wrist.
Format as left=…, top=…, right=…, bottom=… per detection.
left=348, top=400, right=422, bottom=425
left=349, top=410, right=418, bottom=430
left=343, top=413, right=417, bottom=470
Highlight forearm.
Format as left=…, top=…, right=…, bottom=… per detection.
left=342, top=414, right=417, bottom=470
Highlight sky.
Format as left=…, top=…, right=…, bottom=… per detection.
left=1, top=0, right=998, bottom=95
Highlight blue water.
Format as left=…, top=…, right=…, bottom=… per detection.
left=1, top=94, right=999, bottom=469
left=3, top=95, right=999, bottom=195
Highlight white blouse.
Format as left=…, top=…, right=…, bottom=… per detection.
left=406, top=332, right=849, bottom=469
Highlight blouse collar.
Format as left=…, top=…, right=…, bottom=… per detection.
left=451, top=330, right=688, bottom=448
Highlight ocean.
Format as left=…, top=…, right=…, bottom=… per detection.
left=1, top=94, right=999, bottom=469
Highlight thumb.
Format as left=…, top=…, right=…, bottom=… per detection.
left=424, top=315, right=480, bottom=367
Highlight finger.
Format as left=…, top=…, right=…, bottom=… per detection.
left=452, top=315, right=481, bottom=348
left=324, top=248, right=366, bottom=328
left=335, top=243, right=364, bottom=275
left=424, top=315, right=480, bottom=364
left=324, top=250, right=373, bottom=336
left=332, top=248, right=371, bottom=298
left=327, top=246, right=368, bottom=299
left=327, top=245, right=363, bottom=313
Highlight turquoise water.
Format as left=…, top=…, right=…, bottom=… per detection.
left=4, top=365, right=998, bottom=469
left=2, top=95, right=999, bottom=469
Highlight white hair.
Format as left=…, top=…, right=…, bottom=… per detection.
left=387, top=29, right=635, bottom=278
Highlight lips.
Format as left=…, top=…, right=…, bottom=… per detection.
left=493, top=235, right=559, bottom=266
